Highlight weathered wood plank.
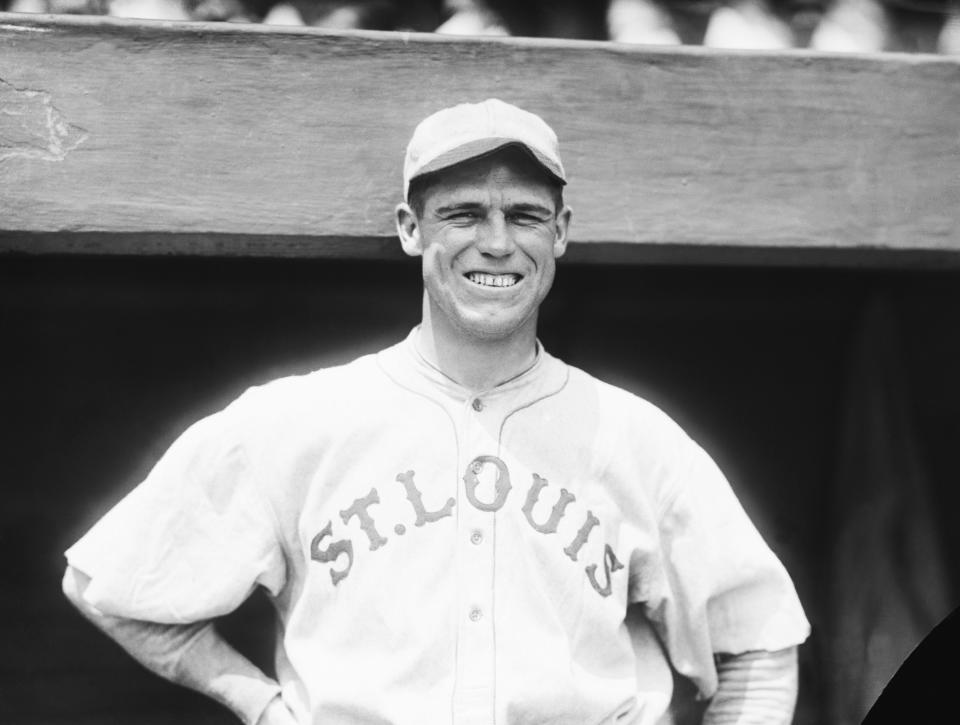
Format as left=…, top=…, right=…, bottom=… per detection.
left=1, top=13, right=958, bottom=263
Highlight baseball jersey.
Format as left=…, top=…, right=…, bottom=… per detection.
left=65, top=328, right=810, bottom=725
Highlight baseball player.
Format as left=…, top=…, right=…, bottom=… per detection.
left=62, top=99, right=810, bottom=725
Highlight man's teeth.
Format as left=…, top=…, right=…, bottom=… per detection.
left=467, top=272, right=520, bottom=288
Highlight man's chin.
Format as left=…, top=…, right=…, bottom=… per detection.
left=453, top=311, right=535, bottom=343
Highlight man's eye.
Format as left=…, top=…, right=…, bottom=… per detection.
left=448, top=211, right=478, bottom=222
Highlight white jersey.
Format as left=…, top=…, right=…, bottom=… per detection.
left=66, top=329, right=810, bottom=725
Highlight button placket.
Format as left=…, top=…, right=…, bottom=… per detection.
left=452, top=399, right=497, bottom=723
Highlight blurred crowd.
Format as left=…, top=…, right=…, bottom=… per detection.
left=3, top=0, right=959, bottom=53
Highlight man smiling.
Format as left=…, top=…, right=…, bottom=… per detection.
left=396, top=107, right=571, bottom=390
left=63, top=99, right=810, bottom=725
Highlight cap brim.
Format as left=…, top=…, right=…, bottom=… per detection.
left=410, top=139, right=566, bottom=193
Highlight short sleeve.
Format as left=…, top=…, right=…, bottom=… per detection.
left=65, top=402, right=286, bottom=625
left=642, top=436, right=810, bottom=698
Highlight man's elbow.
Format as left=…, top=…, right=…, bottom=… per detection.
left=60, top=564, right=188, bottom=681
left=61, top=564, right=89, bottom=612
left=61, top=564, right=110, bottom=628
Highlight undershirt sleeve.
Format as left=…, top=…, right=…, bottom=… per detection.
left=704, top=647, right=799, bottom=723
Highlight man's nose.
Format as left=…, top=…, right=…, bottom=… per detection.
left=476, top=214, right=515, bottom=257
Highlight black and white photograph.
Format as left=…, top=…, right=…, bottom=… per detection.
left=1, top=2, right=959, bottom=723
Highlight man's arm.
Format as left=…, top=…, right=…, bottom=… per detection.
left=62, top=565, right=295, bottom=725
left=703, top=646, right=799, bottom=724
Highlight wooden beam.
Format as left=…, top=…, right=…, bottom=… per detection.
left=1, top=13, right=958, bottom=264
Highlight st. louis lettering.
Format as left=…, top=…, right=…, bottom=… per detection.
left=522, top=474, right=575, bottom=534
left=563, top=510, right=599, bottom=561
left=340, top=488, right=387, bottom=551
left=311, top=456, right=625, bottom=597
left=396, top=470, right=455, bottom=526
left=586, top=544, right=624, bottom=597
left=310, top=521, right=353, bottom=586
left=463, top=455, right=512, bottom=512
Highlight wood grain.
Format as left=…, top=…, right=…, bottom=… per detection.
left=1, top=13, right=959, bottom=264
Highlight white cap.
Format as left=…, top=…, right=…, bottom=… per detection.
left=403, top=98, right=566, bottom=200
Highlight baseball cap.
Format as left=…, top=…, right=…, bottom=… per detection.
left=403, top=98, right=566, bottom=200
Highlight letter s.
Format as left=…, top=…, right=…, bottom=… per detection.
left=586, top=544, right=624, bottom=598
left=311, top=521, right=354, bottom=586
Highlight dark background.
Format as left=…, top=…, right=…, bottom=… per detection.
left=2, top=254, right=958, bottom=724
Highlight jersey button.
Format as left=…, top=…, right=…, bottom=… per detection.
left=469, top=608, right=483, bottom=622
left=470, top=529, right=483, bottom=545
left=472, top=397, right=484, bottom=412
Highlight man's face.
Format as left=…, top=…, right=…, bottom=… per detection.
left=397, top=148, right=571, bottom=342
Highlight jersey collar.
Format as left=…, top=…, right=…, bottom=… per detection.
left=377, top=327, right=568, bottom=412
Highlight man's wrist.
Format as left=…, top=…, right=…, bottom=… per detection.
left=174, top=628, right=282, bottom=725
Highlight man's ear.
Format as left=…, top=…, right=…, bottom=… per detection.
left=396, top=203, right=423, bottom=257
left=553, top=205, right=572, bottom=258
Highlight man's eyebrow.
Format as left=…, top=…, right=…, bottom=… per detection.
left=434, top=202, right=485, bottom=215
left=507, top=202, right=554, bottom=215
left=432, top=201, right=554, bottom=216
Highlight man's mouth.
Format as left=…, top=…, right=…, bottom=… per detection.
left=465, top=272, right=522, bottom=288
